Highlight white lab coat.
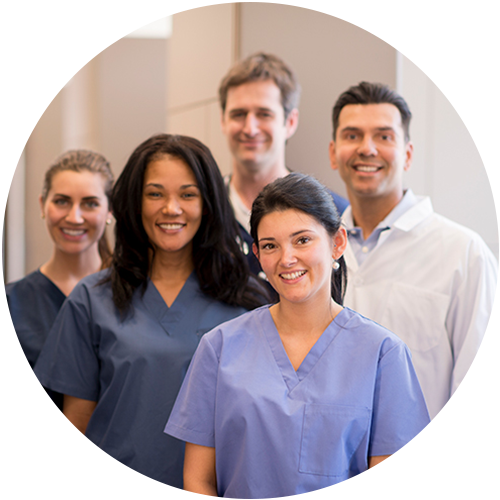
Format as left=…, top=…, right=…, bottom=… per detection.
left=342, top=191, right=498, bottom=419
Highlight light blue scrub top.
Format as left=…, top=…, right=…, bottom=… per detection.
left=165, top=305, right=430, bottom=498
left=34, top=270, right=247, bottom=487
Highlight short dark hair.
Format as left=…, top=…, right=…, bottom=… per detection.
left=42, top=149, right=114, bottom=266
left=107, top=134, right=269, bottom=314
left=219, top=52, right=301, bottom=119
left=332, top=81, right=412, bottom=142
left=250, top=173, right=347, bottom=305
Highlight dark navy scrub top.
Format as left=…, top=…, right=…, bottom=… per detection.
left=34, top=270, right=247, bottom=487
left=0, top=271, right=66, bottom=500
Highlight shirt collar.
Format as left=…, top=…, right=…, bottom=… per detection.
left=342, top=189, right=433, bottom=232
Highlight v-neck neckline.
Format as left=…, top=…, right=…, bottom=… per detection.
left=259, top=306, right=350, bottom=392
left=143, top=271, right=200, bottom=333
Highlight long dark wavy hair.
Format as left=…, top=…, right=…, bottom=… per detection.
left=104, top=133, right=269, bottom=314
left=250, top=173, right=347, bottom=305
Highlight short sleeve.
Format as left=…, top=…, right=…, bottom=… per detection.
left=34, top=283, right=100, bottom=401
left=164, top=332, right=220, bottom=447
left=369, top=340, right=430, bottom=456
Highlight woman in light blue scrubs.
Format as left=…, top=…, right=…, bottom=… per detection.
left=165, top=173, right=430, bottom=498
left=35, top=134, right=269, bottom=487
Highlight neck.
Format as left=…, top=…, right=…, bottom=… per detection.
left=40, top=245, right=102, bottom=296
left=149, top=247, right=194, bottom=285
left=349, top=191, right=404, bottom=239
left=231, top=161, right=289, bottom=210
left=271, top=294, right=343, bottom=339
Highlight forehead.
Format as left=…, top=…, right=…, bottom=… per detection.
left=49, top=170, right=107, bottom=196
left=337, top=103, right=403, bottom=132
left=225, top=79, right=283, bottom=112
left=144, top=155, right=197, bottom=184
left=258, top=209, right=326, bottom=236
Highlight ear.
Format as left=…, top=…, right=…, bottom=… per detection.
left=285, top=108, right=299, bottom=140
left=252, top=242, right=260, bottom=261
left=39, top=195, right=45, bottom=218
left=329, top=140, right=338, bottom=171
left=332, top=227, right=347, bottom=260
left=404, top=141, right=414, bottom=172
left=220, top=108, right=227, bottom=134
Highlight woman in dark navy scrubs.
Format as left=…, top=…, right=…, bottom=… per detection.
left=35, top=134, right=268, bottom=487
left=6, top=150, right=114, bottom=407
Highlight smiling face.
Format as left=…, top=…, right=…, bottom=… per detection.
left=221, top=79, right=298, bottom=175
left=141, top=155, right=203, bottom=260
left=330, top=103, right=413, bottom=208
left=253, top=209, right=346, bottom=306
left=40, top=170, right=111, bottom=256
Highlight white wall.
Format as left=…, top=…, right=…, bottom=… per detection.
left=0, top=1, right=171, bottom=281
left=402, top=5, right=500, bottom=260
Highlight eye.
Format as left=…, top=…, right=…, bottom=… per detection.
left=296, top=236, right=311, bottom=245
left=260, top=242, right=276, bottom=250
left=83, top=200, right=100, bottom=209
left=257, top=111, right=273, bottom=119
left=145, top=191, right=162, bottom=198
left=181, top=191, right=199, bottom=199
left=53, top=198, right=68, bottom=206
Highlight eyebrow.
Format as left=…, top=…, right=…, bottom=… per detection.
left=340, top=126, right=396, bottom=133
left=229, top=107, right=275, bottom=114
left=53, top=194, right=100, bottom=200
left=258, top=229, right=312, bottom=243
left=144, top=183, right=199, bottom=189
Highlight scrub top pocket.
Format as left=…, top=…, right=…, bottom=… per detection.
left=299, top=403, right=371, bottom=477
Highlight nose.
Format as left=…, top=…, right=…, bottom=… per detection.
left=242, top=113, right=259, bottom=136
left=357, top=135, right=377, bottom=156
left=65, top=204, right=84, bottom=224
left=279, top=245, right=298, bottom=268
left=162, top=197, right=182, bottom=216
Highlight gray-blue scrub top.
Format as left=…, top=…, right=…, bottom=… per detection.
left=34, top=270, right=247, bottom=487
left=165, top=305, right=430, bottom=498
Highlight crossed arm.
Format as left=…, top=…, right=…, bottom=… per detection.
left=184, top=443, right=408, bottom=500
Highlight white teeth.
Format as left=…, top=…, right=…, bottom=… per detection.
left=280, top=270, right=306, bottom=280
left=159, top=223, right=184, bottom=230
left=355, top=166, right=380, bottom=172
left=61, top=229, right=85, bottom=236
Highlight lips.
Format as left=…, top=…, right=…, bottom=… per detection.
left=280, top=270, right=307, bottom=280
left=60, top=228, right=86, bottom=237
left=352, top=164, right=383, bottom=173
left=158, top=223, right=185, bottom=230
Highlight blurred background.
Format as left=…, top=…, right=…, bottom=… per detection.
left=5, top=2, right=497, bottom=283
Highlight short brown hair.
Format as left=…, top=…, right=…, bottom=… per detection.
left=219, top=52, right=301, bottom=119
left=332, top=81, right=412, bottom=142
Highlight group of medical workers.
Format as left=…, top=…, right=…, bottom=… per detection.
left=6, top=53, right=497, bottom=498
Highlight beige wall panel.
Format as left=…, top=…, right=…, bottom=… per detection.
left=64, top=38, right=167, bottom=177
left=168, top=4, right=235, bottom=111
left=62, top=58, right=99, bottom=151
left=240, top=3, right=397, bottom=197
left=206, top=100, right=232, bottom=177
left=167, top=106, right=208, bottom=145
left=97, top=38, right=167, bottom=176
left=24, top=93, right=64, bottom=274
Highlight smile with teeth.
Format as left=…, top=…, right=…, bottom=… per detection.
left=61, top=228, right=86, bottom=236
left=158, top=223, right=185, bottom=230
left=280, top=270, right=307, bottom=280
left=353, top=165, right=382, bottom=172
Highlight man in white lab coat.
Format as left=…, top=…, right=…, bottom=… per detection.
left=329, top=81, right=497, bottom=419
